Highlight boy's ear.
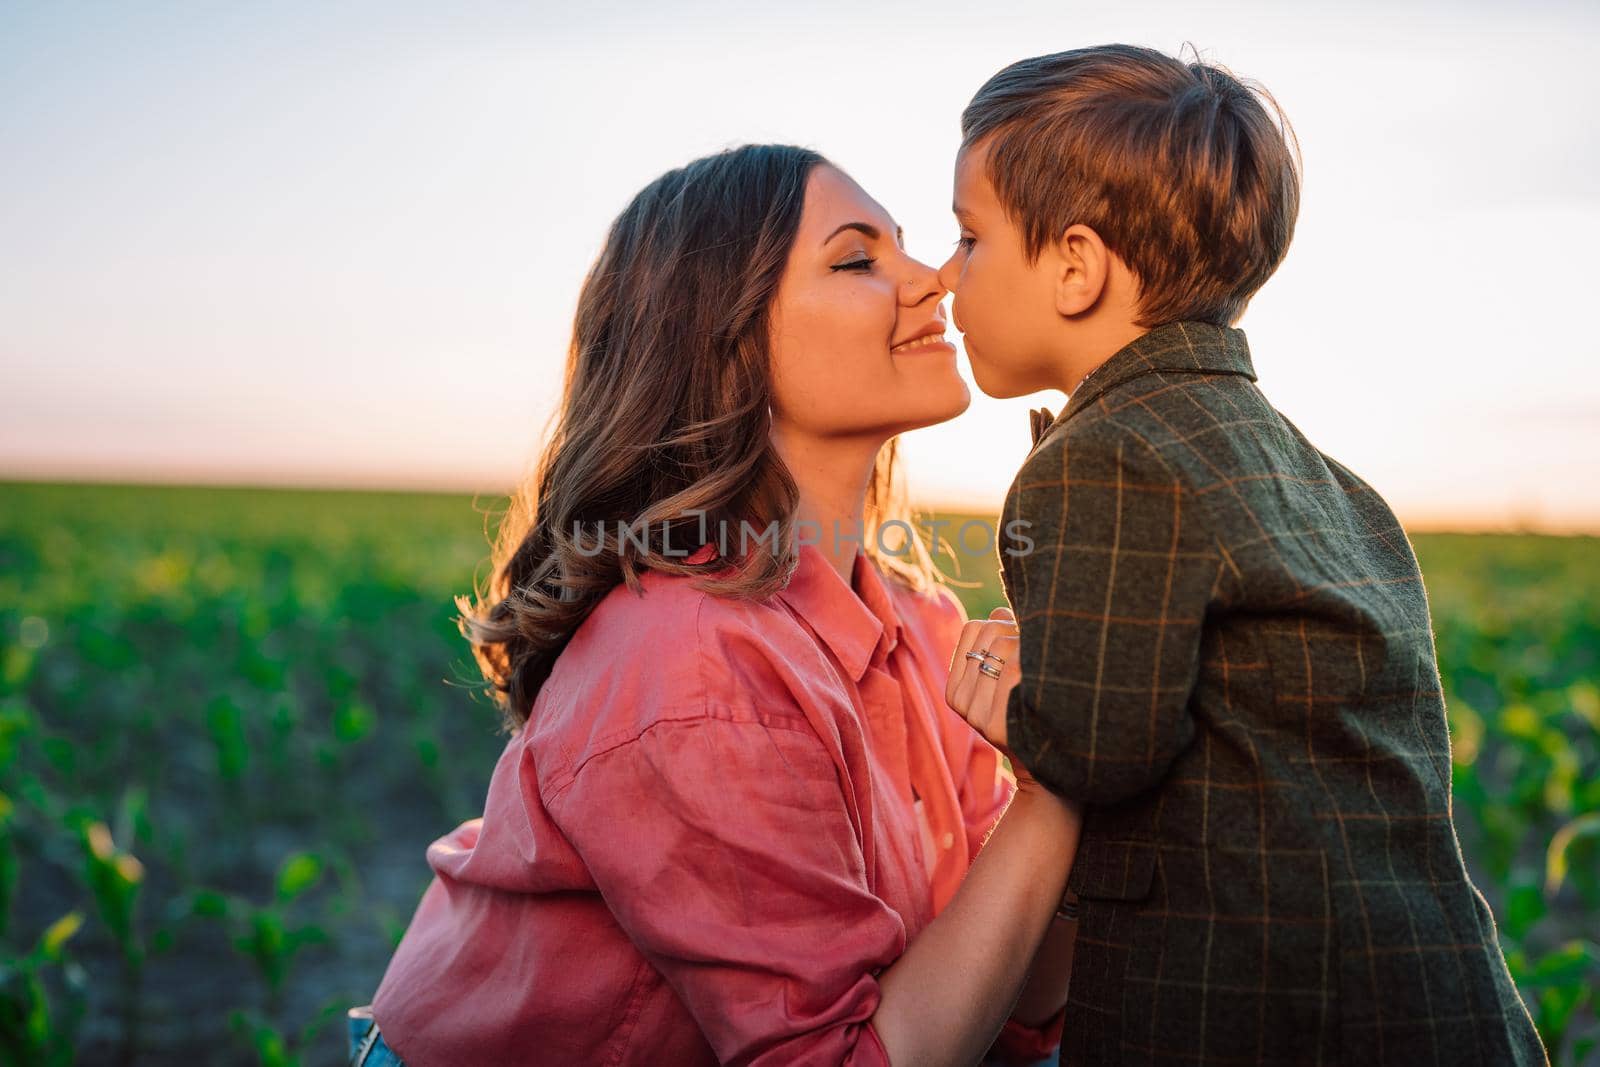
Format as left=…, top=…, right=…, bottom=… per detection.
left=1049, top=222, right=1110, bottom=318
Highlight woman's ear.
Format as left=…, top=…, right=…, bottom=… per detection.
left=1050, top=223, right=1110, bottom=318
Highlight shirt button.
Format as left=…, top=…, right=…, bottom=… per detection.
left=940, top=832, right=955, bottom=850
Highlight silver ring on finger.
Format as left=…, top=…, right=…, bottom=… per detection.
left=979, top=650, right=1006, bottom=666
left=977, top=661, right=1003, bottom=679
left=964, top=649, right=990, bottom=662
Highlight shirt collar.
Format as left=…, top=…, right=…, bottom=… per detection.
left=682, top=539, right=900, bottom=683
left=776, top=541, right=902, bottom=683
left=1028, top=320, right=1257, bottom=449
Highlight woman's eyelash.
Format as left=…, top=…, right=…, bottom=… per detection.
left=831, top=257, right=876, bottom=272
left=954, top=236, right=975, bottom=251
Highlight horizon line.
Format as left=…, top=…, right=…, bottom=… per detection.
left=4, top=471, right=1597, bottom=538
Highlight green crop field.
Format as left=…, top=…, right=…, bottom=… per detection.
left=1, top=481, right=1595, bottom=1065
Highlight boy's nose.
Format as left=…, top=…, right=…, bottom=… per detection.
left=936, top=254, right=965, bottom=298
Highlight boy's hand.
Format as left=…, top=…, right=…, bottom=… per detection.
left=946, top=606, right=1036, bottom=784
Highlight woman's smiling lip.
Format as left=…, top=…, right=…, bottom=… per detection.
left=890, top=322, right=953, bottom=353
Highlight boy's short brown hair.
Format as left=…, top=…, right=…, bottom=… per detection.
left=962, top=43, right=1302, bottom=327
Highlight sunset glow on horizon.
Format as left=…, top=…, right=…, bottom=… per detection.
left=3, top=1, right=1597, bottom=533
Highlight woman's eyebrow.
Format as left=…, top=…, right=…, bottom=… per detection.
left=822, top=221, right=905, bottom=248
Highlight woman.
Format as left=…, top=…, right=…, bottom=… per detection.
left=357, top=145, right=1082, bottom=1066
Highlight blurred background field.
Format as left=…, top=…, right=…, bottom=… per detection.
left=1, top=479, right=1596, bottom=1065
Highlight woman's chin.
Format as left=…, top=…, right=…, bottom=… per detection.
left=890, top=384, right=972, bottom=432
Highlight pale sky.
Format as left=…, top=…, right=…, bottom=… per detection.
left=3, top=0, right=1597, bottom=531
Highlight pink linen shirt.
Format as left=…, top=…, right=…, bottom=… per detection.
left=371, top=539, right=1066, bottom=1065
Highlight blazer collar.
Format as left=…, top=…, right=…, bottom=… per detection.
left=1028, top=320, right=1257, bottom=448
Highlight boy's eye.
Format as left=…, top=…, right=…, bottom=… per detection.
left=830, top=257, right=876, bottom=273
left=954, top=236, right=976, bottom=252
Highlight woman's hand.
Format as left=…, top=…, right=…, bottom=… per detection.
left=946, top=606, right=1039, bottom=786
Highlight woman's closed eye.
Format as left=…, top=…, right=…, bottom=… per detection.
left=954, top=235, right=975, bottom=252
left=831, top=256, right=877, bottom=273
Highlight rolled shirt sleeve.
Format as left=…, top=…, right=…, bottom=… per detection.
left=544, top=712, right=901, bottom=1066
left=991, top=1007, right=1068, bottom=1064
left=1003, top=425, right=1222, bottom=807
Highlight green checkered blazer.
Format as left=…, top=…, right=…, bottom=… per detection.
left=998, top=320, right=1547, bottom=1066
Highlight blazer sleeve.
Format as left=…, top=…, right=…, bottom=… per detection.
left=544, top=712, right=899, bottom=1067
left=1002, top=425, right=1221, bottom=807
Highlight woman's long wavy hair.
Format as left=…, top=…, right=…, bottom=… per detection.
left=457, top=144, right=950, bottom=733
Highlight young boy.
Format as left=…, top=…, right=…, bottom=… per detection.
left=939, top=45, right=1547, bottom=1065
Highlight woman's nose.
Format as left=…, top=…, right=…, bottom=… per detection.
left=901, top=260, right=947, bottom=305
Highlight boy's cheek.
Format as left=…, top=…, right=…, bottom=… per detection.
left=956, top=285, right=999, bottom=347
left=947, top=294, right=972, bottom=335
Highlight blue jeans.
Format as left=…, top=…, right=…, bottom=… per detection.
left=984, top=1047, right=1063, bottom=1067
left=342, top=1003, right=1058, bottom=1066
left=347, top=1006, right=406, bottom=1066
